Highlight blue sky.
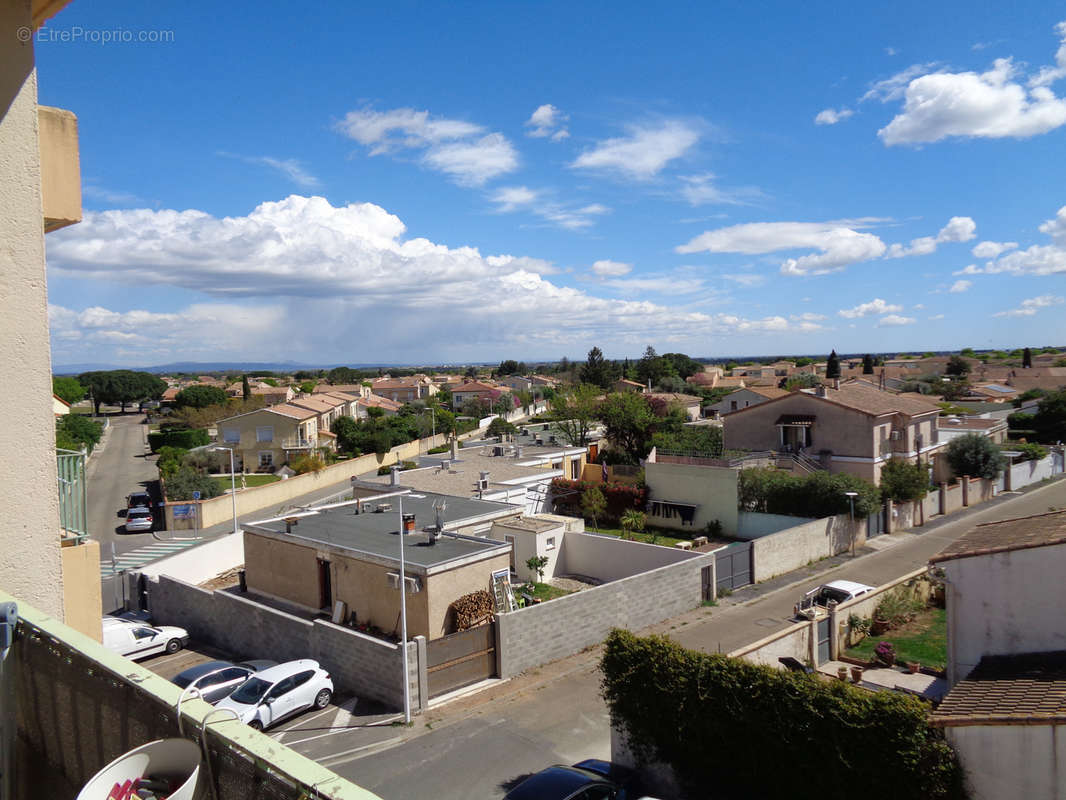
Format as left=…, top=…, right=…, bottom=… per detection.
left=39, top=1, right=1066, bottom=367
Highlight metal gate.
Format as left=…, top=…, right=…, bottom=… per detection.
left=816, top=617, right=831, bottom=664
left=426, top=621, right=497, bottom=697
left=715, top=541, right=752, bottom=593
left=867, top=506, right=884, bottom=538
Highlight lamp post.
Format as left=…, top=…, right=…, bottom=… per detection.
left=210, top=446, right=239, bottom=535
left=844, top=491, right=858, bottom=557
left=397, top=494, right=411, bottom=724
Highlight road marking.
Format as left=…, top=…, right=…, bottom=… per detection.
left=100, top=539, right=201, bottom=576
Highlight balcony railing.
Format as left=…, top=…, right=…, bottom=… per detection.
left=280, top=436, right=316, bottom=449
left=56, top=447, right=87, bottom=541
left=4, top=589, right=381, bottom=799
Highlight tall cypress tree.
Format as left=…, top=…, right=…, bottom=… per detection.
left=242, top=374, right=251, bottom=400
left=862, top=354, right=874, bottom=375
left=1023, top=347, right=1033, bottom=368
left=826, top=350, right=841, bottom=379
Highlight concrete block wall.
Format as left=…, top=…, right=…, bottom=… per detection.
left=729, top=619, right=813, bottom=668
left=751, top=514, right=862, bottom=582
left=942, top=483, right=963, bottom=514
left=1011, top=454, right=1056, bottom=490
left=558, top=532, right=697, bottom=582
left=148, top=575, right=421, bottom=710
left=922, top=492, right=941, bottom=521
left=497, top=552, right=714, bottom=678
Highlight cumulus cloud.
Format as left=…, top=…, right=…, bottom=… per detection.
left=838, top=298, right=903, bottom=318
left=677, top=219, right=887, bottom=276
left=46, top=195, right=816, bottom=364
left=525, top=104, right=569, bottom=140
left=972, top=240, right=1018, bottom=259
left=572, top=120, right=700, bottom=180
left=992, top=295, right=1064, bottom=317
left=872, top=25, right=1066, bottom=145
left=959, top=206, right=1066, bottom=276
left=949, top=280, right=973, bottom=293
left=591, top=260, right=632, bottom=277
left=335, top=106, right=517, bottom=186
left=488, top=186, right=609, bottom=230
left=814, top=108, right=854, bottom=125
left=861, top=63, right=941, bottom=102
left=878, top=314, right=917, bottom=326
left=885, top=216, right=976, bottom=258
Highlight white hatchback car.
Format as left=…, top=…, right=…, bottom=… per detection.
left=794, top=579, right=876, bottom=620
left=216, top=660, right=333, bottom=730
left=101, top=616, right=189, bottom=660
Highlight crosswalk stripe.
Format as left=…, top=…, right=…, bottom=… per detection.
left=100, top=539, right=200, bottom=576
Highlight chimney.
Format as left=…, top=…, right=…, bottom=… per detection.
left=833, top=378, right=840, bottom=390
left=815, top=385, right=827, bottom=398
left=284, top=517, right=299, bottom=534
left=441, top=459, right=451, bottom=471
left=451, top=438, right=459, bottom=460
left=390, top=465, right=401, bottom=486
left=402, top=513, right=416, bottom=533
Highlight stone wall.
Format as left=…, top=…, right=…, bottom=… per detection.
left=496, top=552, right=714, bottom=678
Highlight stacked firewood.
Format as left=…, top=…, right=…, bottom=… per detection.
left=451, top=590, right=494, bottom=630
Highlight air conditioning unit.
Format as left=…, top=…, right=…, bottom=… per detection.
left=386, top=573, right=421, bottom=592
left=890, top=431, right=902, bottom=441
left=477, top=478, right=489, bottom=490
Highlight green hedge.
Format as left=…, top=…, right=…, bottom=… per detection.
left=147, top=428, right=210, bottom=453
left=601, top=630, right=963, bottom=800
left=739, top=467, right=881, bottom=517
left=549, top=478, right=646, bottom=521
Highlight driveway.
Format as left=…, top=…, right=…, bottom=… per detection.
left=328, top=476, right=1066, bottom=800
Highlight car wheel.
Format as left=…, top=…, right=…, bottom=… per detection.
left=165, top=638, right=182, bottom=654
left=248, top=719, right=263, bottom=731
left=314, top=689, right=332, bottom=709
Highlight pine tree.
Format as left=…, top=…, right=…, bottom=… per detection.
left=826, top=350, right=841, bottom=379
left=862, top=354, right=874, bottom=375
left=1023, top=347, right=1033, bottom=369
left=242, top=374, right=251, bottom=400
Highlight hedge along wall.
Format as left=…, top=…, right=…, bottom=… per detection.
left=147, top=428, right=210, bottom=452
left=549, top=478, right=647, bottom=521
left=601, top=630, right=964, bottom=800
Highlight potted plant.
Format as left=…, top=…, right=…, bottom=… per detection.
left=837, top=666, right=848, bottom=681
left=874, top=641, right=896, bottom=667
left=906, top=660, right=921, bottom=674
left=850, top=665, right=864, bottom=683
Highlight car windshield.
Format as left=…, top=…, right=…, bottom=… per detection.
left=228, top=676, right=270, bottom=704
left=820, top=587, right=850, bottom=604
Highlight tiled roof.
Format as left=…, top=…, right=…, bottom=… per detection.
left=647, top=392, right=702, bottom=405
left=817, top=381, right=940, bottom=417
left=289, top=397, right=339, bottom=413
left=931, top=652, right=1066, bottom=726
left=748, top=386, right=790, bottom=399
left=266, top=403, right=319, bottom=421
left=358, top=394, right=404, bottom=411
left=314, top=383, right=366, bottom=394
left=930, top=510, right=1066, bottom=564
left=453, top=381, right=497, bottom=392
left=937, top=417, right=1007, bottom=431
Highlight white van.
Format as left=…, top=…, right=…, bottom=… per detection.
left=101, top=616, right=189, bottom=660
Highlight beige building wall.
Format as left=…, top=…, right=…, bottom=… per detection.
left=330, top=553, right=429, bottom=639
left=0, top=0, right=63, bottom=618
left=725, top=394, right=876, bottom=458
left=217, top=408, right=310, bottom=471
left=243, top=531, right=322, bottom=610
left=644, top=461, right=740, bottom=535
left=61, top=539, right=102, bottom=640
left=425, top=552, right=509, bottom=638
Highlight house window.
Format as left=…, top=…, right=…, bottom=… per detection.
left=256, top=426, right=274, bottom=442
left=222, top=428, right=240, bottom=443
left=258, top=452, right=274, bottom=468
left=545, top=536, right=556, bottom=550
left=649, top=501, right=697, bottom=526
left=730, top=401, right=738, bottom=411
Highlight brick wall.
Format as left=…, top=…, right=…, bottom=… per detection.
left=496, top=552, right=714, bottom=678
left=148, top=575, right=422, bottom=710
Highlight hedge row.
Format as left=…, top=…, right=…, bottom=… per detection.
left=550, top=478, right=646, bottom=521
left=147, top=428, right=210, bottom=453
left=601, top=629, right=963, bottom=800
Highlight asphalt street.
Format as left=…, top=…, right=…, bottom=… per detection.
left=329, top=476, right=1066, bottom=800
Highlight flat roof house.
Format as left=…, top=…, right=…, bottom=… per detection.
left=243, top=492, right=519, bottom=639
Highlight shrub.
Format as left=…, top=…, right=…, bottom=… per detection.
left=738, top=468, right=881, bottom=518
left=486, top=417, right=517, bottom=437
left=289, top=453, right=325, bottom=474
left=156, top=445, right=189, bottom=479
left=427, top=444, right=450, bottom=454
left=875, top=587, right=925, bottom=628
left=164, top=466, right=223, bottom=501
left=1009, top=441, right=1048, bottom=462
left=147, top=428, right=210, bottom=453
left=56, top=414, right=103, bottom=453
left=600, top=630, right=963, bottom=800
left=945, top=433, right=1005, bottom=480
left=879, top=458, right=930, bottom=502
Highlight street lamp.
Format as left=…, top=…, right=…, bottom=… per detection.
left=844, top=491, right=858, bottom=557
left=210, top=446, right=239, bottom=535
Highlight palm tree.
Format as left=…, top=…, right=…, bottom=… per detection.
left=620, top=509, right=647, bottom=539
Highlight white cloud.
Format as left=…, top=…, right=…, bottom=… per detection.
left=814, top=108, right=854, bottom=125
left=972, top=240, right=1018, bottom=259
left=838, top=298, right=903, bottom=318
left=218, top=152, right=320, bottom=188
left=489, top=185, right=541, bottom=212
left=47, top=195, right=820, bottom=364
left=791, top=312, right=827, bottom=321
left=914, top=303, right=926, bottom=309
left=335, top=107, right=517, bottom=186
left=949, top=280, right=973, bottom=293
left=885, top=47, right=898, bottom=56
left=721, top=273, right=767, bottom=288
left=525, top=104, right=569, bottom=140
left=82, top=184, right=142, bottom=205
left=953, top=264, right=981, bottom=275
left=862, top=63, right=941, bottom=102
left=678, top=173, right=763, bottom=206
left=961, top=206, right=1066, bottom=276
left=886, top=216, right=977, bottom=258
left=678, top=219, right=887, bottom=276
left=992, top=294, right=1064, bottom=317
left=489, top=186, right=609, bottom=230
left=873, top=25, right=1066, bottom=145
left=591, top=260, right=632, bottom=277
left=572, top=120, right=700, bottom=180
left=928, top=313, right=946, bottom=320
left=878, top=314, right=917, bottom=326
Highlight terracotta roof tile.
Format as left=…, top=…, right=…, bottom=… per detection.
left=930, top=510, right=1066, bottom=564
left=932, top=652, right=1066, bottom=726
left=267, top=404, right=319, bottom=421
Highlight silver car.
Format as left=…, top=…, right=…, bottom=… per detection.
left=124, top=507, right=154, bottom=532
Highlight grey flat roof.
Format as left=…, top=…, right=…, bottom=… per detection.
left=249, top=492, right=516, bottom=569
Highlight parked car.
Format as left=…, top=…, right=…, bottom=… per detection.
left=504, top=759, right=658, bottom=800
left=101, top=616, right=188, bottom=660
left=172, top=659, right=278, bottom=705
left=215, top=660, right=333, bottom=730
left=794, top=579, right=876, bottom=620
left=127, top=491, right=153, bottom=510
left=124, top=507, right=154, bottom=532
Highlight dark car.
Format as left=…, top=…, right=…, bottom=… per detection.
left=172, top=660, right=272, bottom=705
left=504, top=760, right=656, bottom=800
left=127, top=491, right=153, bottom=511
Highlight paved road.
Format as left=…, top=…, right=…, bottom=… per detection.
left=329, top=477, right=1066, bottom=800
left=86, top=411, right=157, bottom=554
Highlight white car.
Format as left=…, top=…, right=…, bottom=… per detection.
left=216, top=660, right=333, bottom=730
left=101, top=616, right=189, bottom=660
left=794, top=580, right=876, bottom=620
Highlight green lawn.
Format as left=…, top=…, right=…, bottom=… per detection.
left=211, top=474, right=281, bottom=491
left=845, top=607, right=947, bottom=669
left=518, top=582, right=574, bottom=603
left=586, top=525, right=688, bottom=548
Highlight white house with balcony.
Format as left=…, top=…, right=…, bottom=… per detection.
left=215, top=404, right=325, bottom=471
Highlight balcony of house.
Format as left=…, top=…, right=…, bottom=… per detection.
left=2, top=589, right=381, bottom=800
left=39, top=105, right=82, bottom=233
left=280, top=435, right=317, bottom=450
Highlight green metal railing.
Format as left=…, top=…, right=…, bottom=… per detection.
left=56, top=447, right=87, bottom=541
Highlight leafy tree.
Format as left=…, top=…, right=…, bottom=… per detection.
left=580, top=346, right=612, bottom=390
left=794, top=357, right=814, bottom=367
left=635, top=346, right=667, bottom=387
left=1032, top=389, right=1066, bottom=443
left=242, top=374, right=251, bottom=400
left=327, top=366, right=360, bottom=384
left=944, top=355, right=971, bottom=377
left=939, top=380, right=971, bottom=401
left=825, top=350, right=841, bottom=380
left=175, top=385, right=228, bottom=409
left=164, top=466, right=223, bottom=501
left=945, top=433, right=1005, bottom=479
left=862, top=354, right=874, bottom=375
left=581, top=485, right=607, bottom=530
left=461, top=398, right=491, bottom=418
left=56, top=414, right=103, bottom=453
left=156, top=446, right=189, bottom=479
left=553, top=384, right=601, bottom=446
left=491, top=395, right=515, bottom=416
left=960, top=347, right=976, bottom=358
left=464, top=366, right=479, bottom=380
left=52, top=376, right=86, bottom=405
left=661, top=352, right=702, bottom=380
left=879, top=458, right=930, bottom=502
left=1022, top=347, right=1033, bottom=368
left=261, top=377, right=279, bottom=387
left=487, top=417, right=517, bottom=437
left=78, top=370, right=167, bottom=413
left=497, top=359, right=520, bottom=376
left=784, top=373, right=821, bottom=391
left=525, top=555, right=549, bottom=582
left=1010, top=442, right=1048, bottom=462
left=298, top=380, right=317, bottom=394
left=651, top=425, right=722, bottom=457
left=619, top=510, right=647, bottom=539
left=175, top=396, right=264, bottom=428
left=1012, top=387, right=1049, bottom=408
left=599, top=391, right=658, bottom=462
left=332, top=415, right=361, bottom=454
left=655, top=375, right=689, bottom=393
